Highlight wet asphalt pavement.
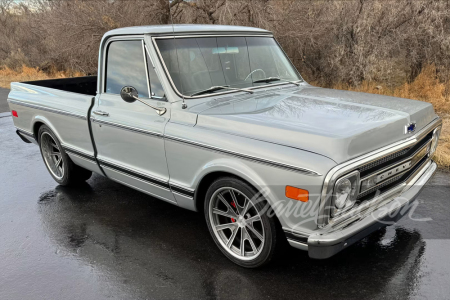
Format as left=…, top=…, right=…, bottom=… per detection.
left=0, top=88, right=10, bottom=113
left=1, top=113, right=450, bottom=299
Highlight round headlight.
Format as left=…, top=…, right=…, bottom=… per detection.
left=429, top=127, right=441, bottom=158
left=335, top=178, right=352, bottom=209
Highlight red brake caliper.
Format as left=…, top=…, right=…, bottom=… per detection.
left=230, top=201, right=237, bottom=222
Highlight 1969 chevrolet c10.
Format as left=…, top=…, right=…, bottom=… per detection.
left=7, top=25, right=442, bottom=267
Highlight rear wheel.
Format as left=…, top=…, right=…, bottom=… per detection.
left=38, top=125, right=92, bottom=186
left=204, top=177, right=278, bottom=268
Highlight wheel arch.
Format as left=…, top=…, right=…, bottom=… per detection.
left=32, top=116, right=62, bottom=143
left=192, top=161, right=277, bottom=216
left=192, top=165, right=287, bottom=244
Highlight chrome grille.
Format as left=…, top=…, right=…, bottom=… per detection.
left=357, top=153, right=429, bottom=201
left=358, top=174, right=403, bottom=199
left=359, top=147, right=410, bottom=172
left=359, top=131, right=433, bottom=177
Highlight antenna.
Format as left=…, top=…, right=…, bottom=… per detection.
left=168, top=0, right=187, bottom=109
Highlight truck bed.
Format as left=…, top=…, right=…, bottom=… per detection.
left=23, top=76, right=97, bottom=96
left=8, top=78, right=98, bottom=174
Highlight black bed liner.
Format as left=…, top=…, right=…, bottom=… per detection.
left=23, top=76, right=97, bottom=96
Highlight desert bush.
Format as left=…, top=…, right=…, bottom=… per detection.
left=1, top=0, right=449, bottom=168
left=331, top=65, right=450, bottom=114
left=2, top=0, right=450, bottom=86
left=0, top=65, right=83, bottom=88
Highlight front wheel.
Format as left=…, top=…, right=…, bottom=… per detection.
left=38, top=125, right=92, bottom=186
left=204, top=177, right=279, bottom=268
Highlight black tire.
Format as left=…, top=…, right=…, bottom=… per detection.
left=38, top=125, right=92, bottom=186
left=204, top=177, right=279, bottom=268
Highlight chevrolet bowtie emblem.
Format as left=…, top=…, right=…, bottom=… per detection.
left=405, top=122, right=416, bottom=134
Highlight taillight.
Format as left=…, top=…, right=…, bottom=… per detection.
left=12, top=110, right=18, bottom=118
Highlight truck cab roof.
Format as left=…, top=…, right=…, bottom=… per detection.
left=103, top=24, right=272, bottom=38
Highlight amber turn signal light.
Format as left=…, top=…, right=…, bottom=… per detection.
left=285, top=186, right=309, bottom=202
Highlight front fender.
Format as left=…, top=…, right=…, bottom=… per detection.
left=192, top=157, right=276, bottom=206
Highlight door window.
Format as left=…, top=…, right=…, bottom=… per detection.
left=145, top=50, right=165, bottom=98
left=105, top=40, right=149, bottom=98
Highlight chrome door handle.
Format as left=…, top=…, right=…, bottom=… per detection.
left=93, top=110, right=109, bottom=116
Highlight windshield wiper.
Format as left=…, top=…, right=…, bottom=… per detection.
left=252, top=77, right=302, bottom=86
left=190, top=86, right=254, bottom=97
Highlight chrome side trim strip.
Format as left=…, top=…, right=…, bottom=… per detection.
left=98, top=158, right=170, bottom=190
left=8, top=99, right=87, bottom=120
left=165, top=135, right=321, bottom=176
left=16, top=127, right=35, bottom=139
left=90, top=118, right=163, bottom=138
left=317, top=117, right=442, bottom=227
left=98, top=158, right=194, bottom=198
left=170, top=183, right=195, bottom=198
left=107, top=175, right=176, bottom=205
left=62, top=145, right=96, bottom=162
left=172, top=190, right=194, bottom=199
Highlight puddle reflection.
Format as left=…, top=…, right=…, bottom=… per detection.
left=37, top=175, right=426, bottom=299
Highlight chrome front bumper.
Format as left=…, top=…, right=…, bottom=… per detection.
left=290, top=160, right=437, bottom=259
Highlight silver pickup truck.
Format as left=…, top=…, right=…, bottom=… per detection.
left=7, top=25, right=441, bottom=268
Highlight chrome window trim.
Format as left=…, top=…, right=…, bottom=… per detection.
left=90, top=117, right=163, bottom=138
left=165, top=134, right=321, bottom=176
left=317, top=117, right=442, bottom=227
left=8, top=99, right=87, bottom=120
left=144, top=45, right=167, bottom=101
left=142, top=40, right=152, bottom=98
left=151, top=34, right=304, bottom=100
left=99, top=35, right=145, bottom=95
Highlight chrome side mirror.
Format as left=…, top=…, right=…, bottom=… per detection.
left=120, top=86, right=138, bottom=103
left=120, top=86, right=167, bottom=116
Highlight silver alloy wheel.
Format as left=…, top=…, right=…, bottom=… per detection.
left=209, top=187, right=265, bottom=261
left=41, top=132, right=64, bottom=180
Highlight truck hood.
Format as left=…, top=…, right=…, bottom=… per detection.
left=193, top=84, right=437, bottom=163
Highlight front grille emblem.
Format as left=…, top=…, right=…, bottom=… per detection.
left=405, top=122, right=416, bottom=134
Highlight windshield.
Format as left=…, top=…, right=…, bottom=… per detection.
left=155, top=36, right=302, bottom=97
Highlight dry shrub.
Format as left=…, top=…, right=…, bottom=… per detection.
left=2, top=0, right=450, bottom=84
left=0, top=65, right=83, bottom=88
left=330, top=65, right=450, bottom=169
left=330, top=65, right=450, bottom=115
left=1, top=0, right=450, bottom=168
left=434, top=117, right=450, bottom=170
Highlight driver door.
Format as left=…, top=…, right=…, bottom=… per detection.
left=91, top=38, right=174, bottom=203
